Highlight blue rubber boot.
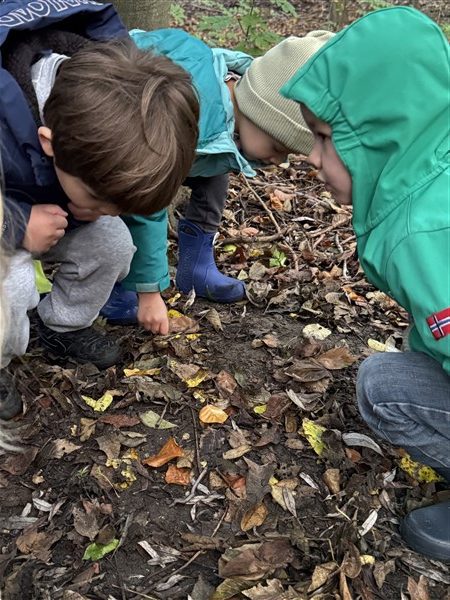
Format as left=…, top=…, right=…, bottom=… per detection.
left=176, top=219, right=245, bottom=303
left=100, top=282, right=138, bottom=325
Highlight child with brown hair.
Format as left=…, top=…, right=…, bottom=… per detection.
left=0, top=1, right=199, bottom=418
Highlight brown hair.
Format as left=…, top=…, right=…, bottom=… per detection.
left=44, top=40, right=199, bottom=214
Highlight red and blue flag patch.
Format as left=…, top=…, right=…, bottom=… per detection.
left=426, top=308, right=450, bottom=340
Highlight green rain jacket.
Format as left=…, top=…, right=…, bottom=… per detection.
left=282, top=7, right=450, bottom=373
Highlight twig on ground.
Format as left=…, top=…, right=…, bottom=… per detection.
left=240, top=174, right=282, bottom=233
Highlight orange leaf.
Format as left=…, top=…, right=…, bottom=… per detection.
left=240, top=502, right=268, bottom=531
left=142, top=437, right=184, bottom=468
left=199, top=405, right=229, bottom=424
left=165, top=464, right=192, bottom=486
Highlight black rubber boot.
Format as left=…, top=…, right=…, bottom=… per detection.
left=37, top=318, right=123, bottom=370
left=400, top=467, right=450, bottom=562
left=0, top=371, right=23, bottom=420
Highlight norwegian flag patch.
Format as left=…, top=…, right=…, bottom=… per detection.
left=426, top=308, right=450, bottom=340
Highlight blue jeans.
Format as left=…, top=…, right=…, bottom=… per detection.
left=357, top=352, right=450, bottom=478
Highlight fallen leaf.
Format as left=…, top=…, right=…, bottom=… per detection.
left=270, top=478, right=298, bottom=515
left=242, top=579, right=298, bottom=599
left=407, top=576, right=430, bottom=600
left=96, top=434, right=121, bottom=465
left=168, top=309, right=199, bottom=333
left=140, top=409, right=177, bottom=429
left=398, top=454, right=443, bottom=483
left=316, top=347, right=358, bottom=369
left=142, top=437, right=184, bottom=468
left=165, top=464, right=191, bottom=486
left=241, top=502, right=268, bottom=532
left=303, top=323, right=331, bottom=341
left=82, top=392, right=114, bottom=412
left=262, top=334, right=279, bottom=348
left=323, top=468, right=341, bottom=495
left=223, top=445, right=251, bottom=460
left=73, top=507, right=100, bottom=541
left=216, top=370, right=238, bottom=396
left=123, top=368, right=161, bottom=377
left=199, top=405, right=229, bottom=424
left=16, top=528, right=62, bottom=562
left=308, top=562, right=338, bottom=592
left=302, top=419, right=327, bottom=456
left=342, top=432, right=383, bottom=456
left=99, top=414, right=140, bottom=428
left=373, top=559, right=396, bottom=589
left=249, top=262, right=267, bottom=281
left=82, top=539, right=119, bottom=561
left=206, top=308, right=223, bottom=331
left=219, top=540, right=295, bottom=581
left=79, top=418, right=96, bottom=441
left=0, top=446, right=39, bottom=476
left=358, top=510, right=378, bottom=537
left=169, top=360, right=209, bottom=388
left=51, top=439, right=81, bottom=459
left=286, top=359, right=329, bottom=383
left=339, top=571, right=353, bottom=600
left=211, top=578, right=252, bottom=600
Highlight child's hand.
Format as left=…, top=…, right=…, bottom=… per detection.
left=23, top=204, right=68, bottom=254
left=137, top=292, right=169, bottom=335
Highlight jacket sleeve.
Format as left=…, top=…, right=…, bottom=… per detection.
left=386, top=230, right=450, bottom=374
left=120, top=210, right=170, bottom=293
left=2, top=196, right=32, bottom=250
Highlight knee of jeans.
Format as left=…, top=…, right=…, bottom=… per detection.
left=356, top=353, right=391, bottom=418
left=95, top=217, right=135, bottom=270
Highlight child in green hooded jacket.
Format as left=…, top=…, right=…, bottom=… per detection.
left=282, top=7, right=450, bottom=562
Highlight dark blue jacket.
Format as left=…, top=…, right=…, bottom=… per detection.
left=0, top=0, right=127, bottom=247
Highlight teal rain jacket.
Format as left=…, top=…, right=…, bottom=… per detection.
left=122, top=28, right=253, bottom=293
left=282, top=8, right=450, bottom=373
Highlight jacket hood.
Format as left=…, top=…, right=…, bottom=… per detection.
left=281, top=7, right=450, bottom=236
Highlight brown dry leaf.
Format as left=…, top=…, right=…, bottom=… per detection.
left=316, top=347, right=358, bottom=370
left=63, top=592, right=89, bottom=600
left=407, top=576, right=430, bottom=600
left=270, top=478, right=298, bottom=515
left=199, top=405, right=229, bottom=424
left=285, top=359, right=329, bottom=383
left=216, top=370, right=238, bottom=396
left=73, top=507, right=100, bottom=541
left=168, top=311, right=199, bottom=333
left=16, top=528, right=62, bottom=562
left=219, top=539, right=295, bottom=581
left=373, top=559, right=396, bottom=589
left=323, top=468, right=341, bottom=495
left=0, top=446, right=39, bottom=476
left=223, top=445, right=252, bottom=460
left=339, top=571, right=353, bottom=600
left=80, top=418, right=97, bottom=442
left=241, top=226, right=260, bottom=237
left=142, top=437, right=184, bottom=468
left=169, top=360, right=209, bottom=387
left=51, top=439, right=81, bottom=459
left=249, top=261, right=267, bottom=281
left=165, top=464, right=191, bottom=486
left=243, top=579, right=301, bottom=599
left=308, top=562, right=338, bottom=592
left=345, top=447, right=362, bottom=463
left=90, top=464, right=116, bottom=490
left=240, top=502, right=268, bottom=532
left=206, top=308, right=223, bottom=332
left=98, top=414, right=140, bottom=428
left=262, top=334, right=279, bottom=348
left=341, top=543, right=362, bottom=579
left=96, top=434, right=121, bottom=464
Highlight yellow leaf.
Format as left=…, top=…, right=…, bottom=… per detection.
left=223, top=244, right=237, bottom=253
left=186, top=333, right=201, bottom=341
left=115, top=465, right=137, bottom=490
left=302, top=418, right=327, bottom=456
left=193, top=390, right=207, bottom=403
left=253, top=405, right=267, bottom=415
left=167, top=309, right=184, bottom=319
left=368, top=338, right=387, bottom=352
left=82, top=392, right=114, bottom=413
left=167, top=293, right=181, bottom=306
left=399, top=454, right=443, bottom=483
left=123, top=368, right=161, bottom=377
left=360, top=555, right=375, bottom=565
left=199, top=405, right=229, bottom=424
left=186, top=370, right=209, bottom=388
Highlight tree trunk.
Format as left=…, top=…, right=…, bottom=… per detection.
left=112, top=1, right=171, bottom=31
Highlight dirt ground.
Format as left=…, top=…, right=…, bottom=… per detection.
left=1, top=2, right=449, bottom=600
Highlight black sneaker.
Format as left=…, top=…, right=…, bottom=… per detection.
left=400, top=501, right=450, bottom=562
left=0, top=371, right=23, bottom=420
left=37, top=317, right=123, bottom=370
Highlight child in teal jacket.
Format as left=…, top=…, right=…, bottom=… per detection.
left=282, top=7, right=450, bottom=562
left=101, top=29, right=333, bottom=330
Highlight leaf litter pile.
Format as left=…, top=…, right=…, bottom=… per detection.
left=1, top=155, right=449, bottom=600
